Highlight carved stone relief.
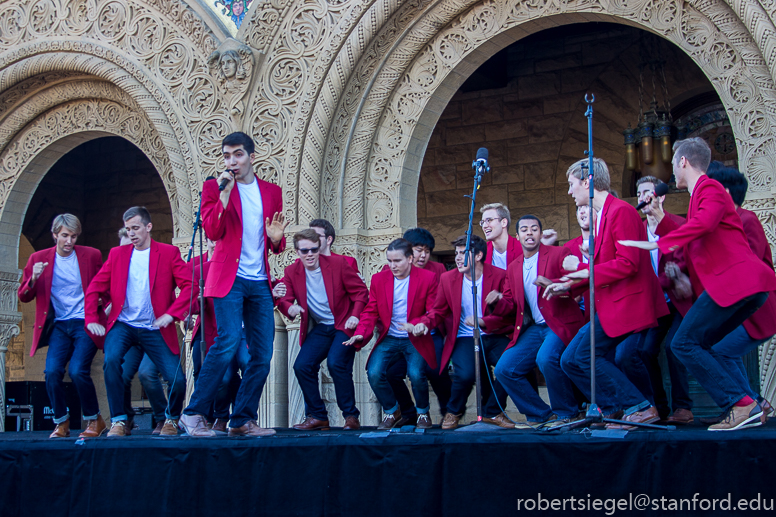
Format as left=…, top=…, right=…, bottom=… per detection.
left=208, top=38, right=256, bottom=122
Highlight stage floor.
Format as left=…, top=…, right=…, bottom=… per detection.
left=2, top=420, right=775, bottom=516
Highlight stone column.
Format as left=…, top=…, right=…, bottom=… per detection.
left=259, top=310, right=291, bottom=428
left=0, top=268, right=22, bottom=432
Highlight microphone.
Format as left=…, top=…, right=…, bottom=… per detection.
left=218, top=169, right=234, bottom=191
left=472, top=147, right=490, bottom=173
left=635, top=183, right=669, bottom=210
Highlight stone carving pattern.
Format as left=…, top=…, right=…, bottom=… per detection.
left=0, top=0, right=230, bottom=237
left=0, top=270, right=21, bottom=433
left=0, top=100, right=173, bottom=217
left=207, top=40, right=254, bottom=119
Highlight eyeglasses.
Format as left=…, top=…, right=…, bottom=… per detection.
left=297, top=247, right=320, bottom=255
left=479, top=217, right=504, bottom=227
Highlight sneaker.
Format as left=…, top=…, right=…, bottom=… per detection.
left=152, top=420, right=165, bottom=435
left=107, top=421, right=130, bottom=437
left=377, top=410, right=402, bottom=430
left=160, top=419, right=180, bottom=436
left=709, top=401, right=763, bottom=431
left=79, top=416, right=107, bottom=438
left=441, top=413, right=461, bottom=430
left=179, top=413, right=216, bottom=437
left=416, top=414, right=432, bottom=429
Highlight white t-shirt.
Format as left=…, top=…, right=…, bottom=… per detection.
left=492, top=248, right=508, bottom=270
left=647, top=225, right=670, bottom=302
left=118, top=248, right=158, bottom=331
left=458, top=275, right=486, bottom=337
left=51, top=252, right=85, bottom=321
left=305, top=267, right=334, bottom=325
left=387, top=275, right=411, bottom=338
left=236, top=179, right=267, bottom=281
left=523, top=253, right=545, bottom=325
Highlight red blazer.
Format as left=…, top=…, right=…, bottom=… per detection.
left=380, top=259, right=446, bottom=279
left=486, top=235, right=521, bottom=269
left=201, top=175, right=285, bottom=298
left=85, top=240, right=195, bottom=354
left=493, top=244, right=585, bottom=349
left=18, top=246, right=105, bottom=355
left=420, top=263, right=512, bottom=371
left=737, top=208, right=776, bottom=340
left=563, top=235, right=590, bottom=321
left=577, top=195, right=668, bottom=337
left=645, top=212, right=694, bottom=317
left=277, top=254, right=368, bottom=346
left=354, top=266, right=438, bottom=369
left=331, top=252, right=359, bottom=274
left=657, top=175, right=776, bottom=307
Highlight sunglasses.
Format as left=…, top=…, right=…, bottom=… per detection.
left=298, top=247, right=320, bottom=255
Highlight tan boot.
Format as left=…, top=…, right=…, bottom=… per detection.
left=49, top=419, right=70, bottom=438
left=78, top=415, right=107, bottom=438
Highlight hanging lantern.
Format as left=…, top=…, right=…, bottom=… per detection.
left=655, top=117, right=673, bottom=163
left=623, top=125, right=637, bottom=171
left=638, top=120, right=654, bottom=165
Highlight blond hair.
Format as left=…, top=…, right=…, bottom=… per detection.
left=51, top=214, right=81, bottom=235
left=566, top=158, right=611, bottom=192
left=480, top=202, right=511, bottom=226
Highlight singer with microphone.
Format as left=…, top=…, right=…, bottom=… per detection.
left=179, top=131, right=288, bottom=438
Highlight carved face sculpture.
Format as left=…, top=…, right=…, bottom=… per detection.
left=221, top=54, right=238, bottom=79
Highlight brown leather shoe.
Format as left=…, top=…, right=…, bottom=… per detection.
left=759, top=398, right=773, bottom=424
left=591, top=410, right=623, bottom=429
left=377, top=410, right=401, bottom=430
left=179, top=414, right=216, bottom=437
left=79, top=416, right=107, bottom=438
left=293, top=416, right=330, bottom=431
left=152, top=420, right=165, bottom=435
left=481, top=413, right=514, bottom=429
left=441, top=412, right=461, bottom=430
left=666, top=408, right=694, bottom=425
left=395, top=413, right=418, bottom=427
left=49, top=420, right=70, bottom=438
left=709, top=401, right=763, bottom=431
left=107, top=420, right=130, bottom=437
left=343, top=416, right=361, bottom=430
left=160, top=419, right=180, bottom=436
left=212, top=418, right=228, bottom=433
left=416, top=414, right=432, bottom=429
left=607, top=406, right=659, bottom=431
left=229, top=420, right=276, bottom=437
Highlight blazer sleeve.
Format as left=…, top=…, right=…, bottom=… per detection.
left=18, top=254, right=38, bottom=303
left=492, top=271, right=517, bottom=318
left=354, top=282, right=380, bottom=339
left=276, top=266, right=300, bottom=319
left=741, top=211, right=769, bottom=261
left=408, top=278, right=437, bottom=325
left=201, top=181, right=228, bottom=242
left=164, top=251, right=196, bottom=321
left=657, top=187, right=727, bottom=254
left=421, top=282, right=452, bottom=330
left=85, top=252, right=114, bottom=326
left=342, top=265, right=368, bottom=316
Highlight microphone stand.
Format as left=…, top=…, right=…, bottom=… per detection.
left=548, top=94, right=673, bottom=433
left=187, top=191, right=207, bottom=370
left=456, top=154, right=493, bottom=432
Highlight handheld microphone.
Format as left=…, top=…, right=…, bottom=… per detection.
left=218, top=169, right=234, bottom=191
left=472, top=147, right=490, bottom=174
left=635, top=183, right=669, bottom=210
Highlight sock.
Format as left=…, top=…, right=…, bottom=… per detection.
left=734, top=396, right=754, bottom=407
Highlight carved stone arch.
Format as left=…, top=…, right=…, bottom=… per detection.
left=0, top=98, right=175, bottom=266
left=0, top=51, right=195, bottom=235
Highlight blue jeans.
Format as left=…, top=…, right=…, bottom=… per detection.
left=293, top=324, right=358, bottom=420
left=387, top=332, right=450, bottom=416
left=103, top=322, right=185, bottom=423
left=671, top=291, right=768, bottom=410
left=122, top=346, right=168, bottom=422
left=711, top=325, right=768, bottom=400
left=185, top=276, right=274, bottom=428
left=615, top=331, right=654, bottom=406
left=495, top=324, right=578, bottom=421
left=448, top=334, right=509, bottom=418
left=367, top=336, right=430, bottom=414
left=561, top=316, right=648, bottom=415
left=214, top=339, right=250, bottom=419
left=44, top=319, right=100, bottom=423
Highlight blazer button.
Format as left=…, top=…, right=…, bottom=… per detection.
left=38, top=326, right=42, bottom=329
left=236, top=259, right=239, bottom=263
left=517, top=326, right=521, bottom=330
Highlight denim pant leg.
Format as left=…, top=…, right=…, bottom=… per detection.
left=561, top=322, right=619, bottom=414
left=191, top=335, right=203, bottom=383
left=494, top=326, right=551, bottom=422
left=640, top=313, right=673, bottom=417
left=386, top=354, right=415, bottom=415
left=589, top=316, right=647, bottom=410
left=712, top=325, right=766, bottom=400
left=427, top=332, right=452, bottom=415
left=447, top=337, right=477, bottom=415
left=326, top=330, right=359, bottom=418
left=665, top=313, right=693, bottom=411
left=536, top=326, right=579, bottom=418
left=367, top=337, right=405, bottom=413
left=186, top=278, right=248, bottom=419
left=615, top=331, right=655, bottom=405
left=231, top=279, right=274, bottom=427
left=214, top=355, right=239, bottom=419
left=121, top=345, right=144, bottom=419
left=403, top=340, right=430, bottom=413
left=103, top=323, right=137, bottom=422
left=138, top=354, right=168, bottom=422
left=671, top=291, right=767, bottom=409
left=482, top=334, right=510, bottom=418
left=293, top=324, right=337, bottom=420
left=137, top=329, right=185, bottom=419
left=45, top=322, right=75, bottom=423
left=66, top=320, right=100, bottom=419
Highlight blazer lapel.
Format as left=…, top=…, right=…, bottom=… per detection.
left=537, top=248, right=548, bottom=298
left=406, top=266, right=418, bottom=318
left=296, top=260, right=308, bottom=310
left=452, top=272, right=464, bottom=327
left=321, top=257, right=335, bottom=312
left=232, top=180, right=243, bottom=226
left=149, top=240, right=159, bottom=293
left=44, top=247, right=56, bottom=296
left=594, top=196, right=612, bottom=258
